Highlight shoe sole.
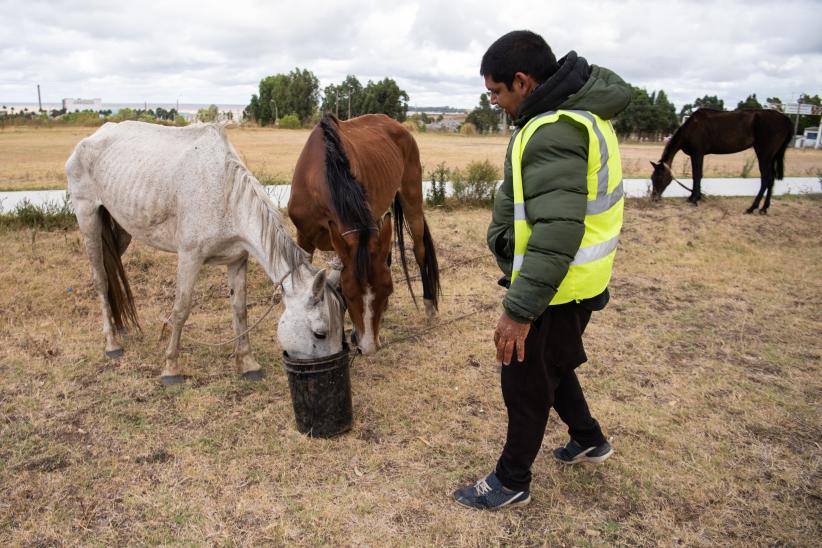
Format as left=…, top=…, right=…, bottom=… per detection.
left=556, top=448, right=614, bottom=465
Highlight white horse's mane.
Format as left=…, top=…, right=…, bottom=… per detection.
left=222, top=144, right=308, bottom=279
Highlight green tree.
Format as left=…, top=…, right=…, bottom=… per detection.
left=322, top=75, right=364, bottom=120
left=284, top=68, right=320, bottom=123
left=736, top=94, right=762, bottom=110
left=765, top=96, right=781, bottom=106
left=359, top=78, right=409, bottom=121
left=694, top=95, right=725, bottom=111
left=651, top=90, right=678, bottom=136
left=197, top=104, right=219, bottom=122
left=247, top=69, right=319, bottom=126
left=796, top=93, right=821, bottom=134
left=613, top=86, right=655, bottom=138
left=465, top=93, right=500, bottom=134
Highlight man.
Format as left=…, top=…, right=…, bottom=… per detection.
left=453, top=30, right=630, bottom=510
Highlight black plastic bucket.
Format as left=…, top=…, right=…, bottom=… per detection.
left=282, top=343, right=353, bottom=438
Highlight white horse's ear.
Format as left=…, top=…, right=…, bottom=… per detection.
left=311, top=268, right=327, bottom=303
left=326, top=268, right=341, bottom=289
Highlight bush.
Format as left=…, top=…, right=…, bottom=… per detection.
left=459, top=122, right=477, bottom=136
left=426, top=162, right=449, bottom=207
left=0, top=196, right=76, bottom=231
left=452, top=159, right=500, bottom=206
left=278, top=114, right=301, bottom=129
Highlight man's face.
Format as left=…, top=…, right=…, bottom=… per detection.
left=484, top=73, right=536, bottom=119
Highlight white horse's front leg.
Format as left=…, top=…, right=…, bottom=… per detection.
left=227, top=258, right=262, bottom=380
left=161, top=253, right=203, bottom=385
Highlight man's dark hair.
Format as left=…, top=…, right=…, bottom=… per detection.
left=480, top=30, right=558, bottom=89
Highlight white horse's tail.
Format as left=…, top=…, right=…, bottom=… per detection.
left=98, top=206, right=141, bottom=332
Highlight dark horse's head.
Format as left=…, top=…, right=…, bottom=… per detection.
left=649, top=161, right=673, bottom=201
left=321, top=115, right=394, bottom=355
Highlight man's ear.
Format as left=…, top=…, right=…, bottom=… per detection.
left=512, top=72, right=535, bottom=95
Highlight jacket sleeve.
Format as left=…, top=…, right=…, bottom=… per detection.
left=503, top=121, right=589, bottom=323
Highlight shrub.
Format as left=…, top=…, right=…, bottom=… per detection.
left=741, top=154, right=757, bottom=178
left=459, top=122, right=477, bottom=136
left=452, top=159, right=500, bottom=206
left=0, top=196, right=76, bottom=231
left=426, top=162, right=449, bottom=207
left=278, top=114, right=301, bottom=129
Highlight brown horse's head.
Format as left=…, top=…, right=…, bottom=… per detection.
left=650, top=160, right=673, bottom=201
left=330, top=219, right=394, bottom=355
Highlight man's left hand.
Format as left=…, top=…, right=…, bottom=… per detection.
left=494, top=312, right=531, bottom=366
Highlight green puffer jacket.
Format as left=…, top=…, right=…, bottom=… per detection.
left=487, top=51, right=631, bottom=323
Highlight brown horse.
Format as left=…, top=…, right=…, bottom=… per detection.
left=650, top=108, right=794, bottom=214
left=289, top=114, right=441, bottom=355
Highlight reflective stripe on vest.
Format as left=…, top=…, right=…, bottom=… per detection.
left=510, top=109, right=624, bottom=305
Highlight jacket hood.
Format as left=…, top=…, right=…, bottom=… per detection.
left=515, top=51, right=631, bottom=126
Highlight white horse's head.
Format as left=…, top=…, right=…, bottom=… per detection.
left=277, top=265, right=344, bottom=359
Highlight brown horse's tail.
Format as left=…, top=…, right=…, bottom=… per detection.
left=774, top=130, right=792, bottom=181
left=99, top=207, right=140, bottom=332
left=421, top=220, right=441, bottom=310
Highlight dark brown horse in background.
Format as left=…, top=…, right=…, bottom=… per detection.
left=289, top=114, right=441, bottom=355
left=650, top=109, right=794, bottom=214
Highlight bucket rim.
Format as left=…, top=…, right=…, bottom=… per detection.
left=282, top=342, right=351, bottom=367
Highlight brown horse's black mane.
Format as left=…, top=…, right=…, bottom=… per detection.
left=320, top=114, right=375, bottom=283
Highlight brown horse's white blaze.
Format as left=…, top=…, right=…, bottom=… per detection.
left=289, top=114, right=442, bottom=356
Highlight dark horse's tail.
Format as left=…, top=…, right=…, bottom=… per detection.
left=392, top=194, right=441, bottom=310
left=319, top=114, right=374, bottom=282
left=99, top=206, right=140, bottom=332
left=774, top=125, right=793, bottom=181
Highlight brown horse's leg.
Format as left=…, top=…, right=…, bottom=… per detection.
left=228, top=257, right=262, bottom=380
left=75, top=202, right=123, bottom=358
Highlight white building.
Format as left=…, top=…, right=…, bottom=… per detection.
left=62, top=98, right=102, bottom=112
left=800, top=124, right=821, bottom=149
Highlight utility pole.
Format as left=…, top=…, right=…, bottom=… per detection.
left=793, top=95, right=802, bottom=139
left=37, top=84, right=42, bottom=113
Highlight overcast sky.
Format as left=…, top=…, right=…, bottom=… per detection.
left=1, top=0, right=820, bottom=111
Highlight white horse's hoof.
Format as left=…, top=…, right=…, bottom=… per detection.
left=160, top=375, right=188, bottom=386
left=105, top=348, right=124, bottom=359
left=241, top=370, right=264, bottom=381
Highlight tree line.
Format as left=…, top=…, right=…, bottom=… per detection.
left=244, top=68, right=410, bottom=127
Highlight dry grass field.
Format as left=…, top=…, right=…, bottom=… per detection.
left=2, top=125, right=822, bottom=190
left=1, top=196, right=820, bottom=546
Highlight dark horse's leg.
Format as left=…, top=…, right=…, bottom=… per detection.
left=688, top=155, right=703, bottom=205
left=747, top=152, right=771, bottom=214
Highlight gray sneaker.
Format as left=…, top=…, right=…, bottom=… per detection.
left=453, top=472, right=531, bottom=510
left=553, top=439, right=614, bottom=464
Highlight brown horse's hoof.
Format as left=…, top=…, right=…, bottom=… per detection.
left=105, top=348, right=124, bottom=359
left=241, top=370, right=264, bottom=381
left=160, top=375, right=188, bottom=386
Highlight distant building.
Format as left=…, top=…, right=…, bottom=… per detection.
left=62, top=98, right=102, bottom=112
left=799, top=124, right=821, bottom=149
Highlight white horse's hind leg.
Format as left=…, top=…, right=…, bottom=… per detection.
left=75, top=202, right=123, bottom=358
left=161, top=252, right=203, bottom=385
left=227, top=257, right=262, bottom=380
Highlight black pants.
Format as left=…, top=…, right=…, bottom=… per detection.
left=495, top=301, right=606, bottom=492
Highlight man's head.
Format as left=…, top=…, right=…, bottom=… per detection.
left=480, top=30, right=559, bottom=119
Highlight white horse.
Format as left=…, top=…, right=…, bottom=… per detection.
left=66, top=121, right=343, bottom=385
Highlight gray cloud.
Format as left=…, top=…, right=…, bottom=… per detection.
left=0, top=0, right=819, bottom=110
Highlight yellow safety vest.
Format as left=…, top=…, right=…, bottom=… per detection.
left=511, top=110, right=624, bottom=305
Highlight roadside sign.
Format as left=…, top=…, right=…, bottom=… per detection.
left=783, top=103, right=815, bottom=115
